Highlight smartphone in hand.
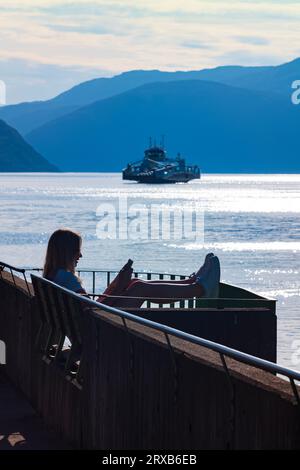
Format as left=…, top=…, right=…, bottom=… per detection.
left=121, top=259, right=133, bottom=271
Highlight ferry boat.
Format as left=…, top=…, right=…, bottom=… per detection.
left=122, top=140, right=200, bottom=184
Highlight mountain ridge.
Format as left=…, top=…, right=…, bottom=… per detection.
left=1, top=57, right=299, bottom=135
left=26, top=79, right=299, bottom=173
left=0, top=119, right=58, bottom=172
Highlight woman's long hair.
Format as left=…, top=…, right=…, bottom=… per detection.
left=43, top=229, right=82, bottom=280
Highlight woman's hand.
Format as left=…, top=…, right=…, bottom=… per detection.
left=117, top=261, right=133, bottom=291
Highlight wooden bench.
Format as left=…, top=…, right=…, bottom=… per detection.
left=31, top=275, right=86, bottom=385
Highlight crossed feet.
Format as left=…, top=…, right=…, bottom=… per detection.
left=189, top=253, right=221, bottom=298
left=115, top=252, right=221, bottom=300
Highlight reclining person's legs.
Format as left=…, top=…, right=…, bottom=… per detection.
left=98, top=254, right=220, bottom=308
left=111, top=280, right=205, bottom=308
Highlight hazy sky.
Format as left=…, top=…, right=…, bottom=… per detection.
left=0, top=0, right=299, bottom=104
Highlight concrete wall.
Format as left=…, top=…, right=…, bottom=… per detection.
left=128, top=306, right=276, bottom=362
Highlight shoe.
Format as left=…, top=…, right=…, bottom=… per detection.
left=189, top=253, right=214, bottom=280
left=210, top=256, right=220, bottom=298
left=197, top=253, right=214, bottom=278
left=196, top=255, right=220, bottom=298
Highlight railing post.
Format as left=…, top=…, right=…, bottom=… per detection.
left=92, top=271, right=96, bottom=295
left=179, top=276, right=186, bottom=308
left=159, top=274, right=164, bottom=308
left=147, top=273, right=152, bottom=308
left=289, top=378, right=300, bottom=407
left=219, top=353, right=236, bottom=449
left=121, top=318, right=135, bottom=381
left=164, top=333, right=178, bottom=405
left=170, top=275, right=175, bottom=308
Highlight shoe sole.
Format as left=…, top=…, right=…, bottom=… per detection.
left=196, top=252, right=215, bottom=278
left=210, top=256, right=220, bottom=298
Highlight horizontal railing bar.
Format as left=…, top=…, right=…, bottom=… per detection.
left=2, top=264, right=274, bottom=304
left=7, top=265, right=273, bottom=290
left=0, top=261, right=26, bottom=274
left=15, top=267, right=277, bottom=296
left=85, top=293, right=273, bottom=305
left=31, top=274, right=300, bottom=384
left=23, top=267, right=189, bottom=277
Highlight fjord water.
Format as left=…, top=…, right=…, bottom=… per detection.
left=0, top=173, right=299, bottom=370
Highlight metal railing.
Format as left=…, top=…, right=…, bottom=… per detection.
left=0, top=260, right=278, bottom=314
left=21, top=266, right=192, bottom=308
left=0, top=261, right=31, bottom=294
left=32, top=274, right=300, bottom=406
left=1, top=262, right=203, bottom=309
left=1, top=260, right=300, bottom=404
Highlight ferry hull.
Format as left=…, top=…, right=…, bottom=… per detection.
left=122, top=172, right=201, bottom=184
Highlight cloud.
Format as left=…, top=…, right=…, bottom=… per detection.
left=0, top=1, right=300, bottom=103
left=45, top=23, right=112, bottom=36
left=234, top=36, right=270, bottom=46
left=0, top=58, right=112, bottom=104
left=215, top=49, right=281, bottom=66
left=181, top=41, right=214, bottom=50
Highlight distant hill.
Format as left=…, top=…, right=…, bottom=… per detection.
left=26, top=80, right=300, bottom=173
left=0, top=102, right=78, bottom=136
left=1, top=58, right=299, bottom=135
left=214, top=57, right=300, bottom=97
left=0, top=119, right=58, bottom=172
